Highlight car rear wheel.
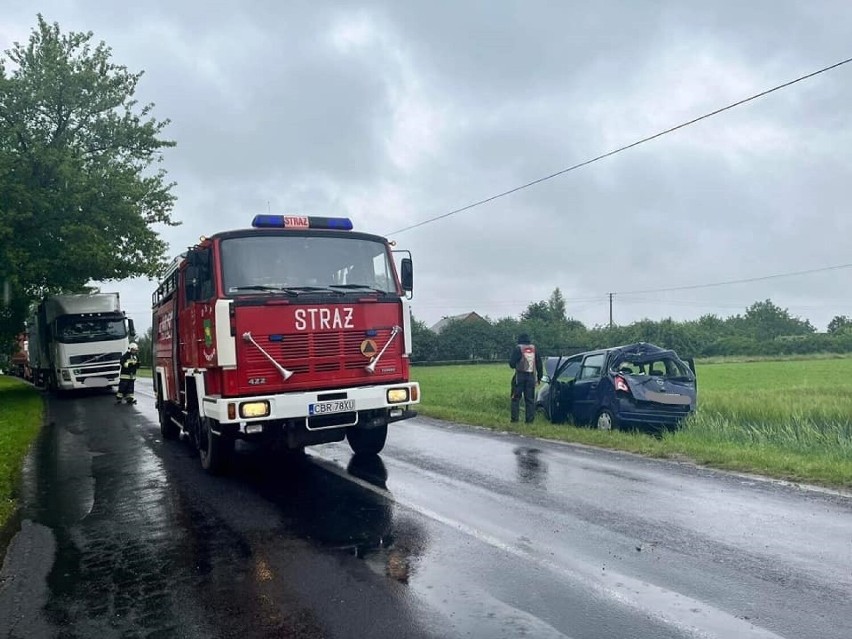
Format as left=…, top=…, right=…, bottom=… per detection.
left=595, top=409, right=618, bottom=431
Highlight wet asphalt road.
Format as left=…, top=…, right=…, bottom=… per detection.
left=1, top=379, right=851, bottom=638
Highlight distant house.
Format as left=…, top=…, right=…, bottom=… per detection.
left=429, top=311, right=488, bottom=334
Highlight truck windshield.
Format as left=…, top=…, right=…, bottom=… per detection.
left=55, top=317, right=127, bottom=343
left=220, top=235, right=398, bottom=295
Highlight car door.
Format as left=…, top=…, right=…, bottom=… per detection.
left=572, top=352, right=606, bottom=423
left=547, top=356, right=582, bottom=422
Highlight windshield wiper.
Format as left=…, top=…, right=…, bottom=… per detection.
left=329, top=284, right=389, bottom=294
left=284, top=286, right=345, bottom=296
left=229, top=286, right=298, bottom=296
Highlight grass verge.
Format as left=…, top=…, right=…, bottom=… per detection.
left=0, top=376, right=43, bottom=529
left=411, top=362, right=852, bottom=489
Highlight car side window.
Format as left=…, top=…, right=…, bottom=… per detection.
left=556, top=358, right=581, bottom=381
left=578, top=353, right=605, bottom=380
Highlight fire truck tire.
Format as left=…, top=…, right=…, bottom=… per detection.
left=346, top=424, right=388, bottom=455
left=199, top=417, right=231, bottom=474
left=158, top=401, right=179, bottom=440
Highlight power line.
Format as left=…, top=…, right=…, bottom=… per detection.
left=613, top=262, right=852, bottom=296
left=387, top=55, right=852, bottom=236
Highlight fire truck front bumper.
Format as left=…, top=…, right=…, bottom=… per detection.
left=201, top=382, right=420, bottom=429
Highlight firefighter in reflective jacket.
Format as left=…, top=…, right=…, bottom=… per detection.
left=509, top=333, right=543, bottom=423
left=116, top=343, right=140, bottom=405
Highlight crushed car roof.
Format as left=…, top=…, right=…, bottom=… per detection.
left=606, top=342, right=681, bottom=360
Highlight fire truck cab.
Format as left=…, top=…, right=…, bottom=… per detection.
left=151, top=215, right=420, bottom=473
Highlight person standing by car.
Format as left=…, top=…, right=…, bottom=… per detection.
left=509, top=333, right=543, bottom=423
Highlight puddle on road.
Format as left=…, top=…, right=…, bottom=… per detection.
left=21, top=404, right=96, bottom=528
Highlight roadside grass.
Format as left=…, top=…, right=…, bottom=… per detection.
left=411, top=360, right=852, bottom=488
left=0, top=376, right=43, bottom=529
left=695, top=352, right=852, bottom=365
left=137, top=368, right=152, bottom=378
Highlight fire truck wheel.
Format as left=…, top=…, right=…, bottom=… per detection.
left=199, top=417, right=231, bottom=474
left=158, top=400, right=179, bottom=440
left=346, top=424, right=388, bottom=456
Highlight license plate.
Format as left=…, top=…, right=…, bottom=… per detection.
left=309, top=399, right=355, bottom=415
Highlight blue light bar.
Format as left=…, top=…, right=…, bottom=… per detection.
left=251, top=215, right=353, bottom=231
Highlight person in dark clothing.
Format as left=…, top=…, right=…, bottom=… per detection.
left=115, top=342, right=140, bottom=405
left=509, top=333, right=543, bottom=423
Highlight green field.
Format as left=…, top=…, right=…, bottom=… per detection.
left=0, top=377, right=43, bottom=530
left=411, top=358, right=852, bottom=488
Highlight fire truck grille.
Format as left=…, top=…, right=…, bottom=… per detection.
left=242, top=329, right=401, bottom=376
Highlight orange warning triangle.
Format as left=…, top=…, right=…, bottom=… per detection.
left=360, top=339, right=378, bottom=356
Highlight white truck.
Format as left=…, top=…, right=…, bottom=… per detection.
left=28, top=293, right=135, bottom=391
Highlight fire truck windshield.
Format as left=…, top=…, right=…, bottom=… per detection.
left=220, top=235, right=398, bottom=296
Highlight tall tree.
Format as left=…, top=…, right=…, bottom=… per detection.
left=741, top=299, right=815, bottom=341
left=410, top=316, right=439, bottom=363
left=827, top=315, right=852, bottom=335
left=0, top=15, right=178, bottom=347
left=547, top=287, right=567, bottom=322
left=520, top=300, right=551, bottom=323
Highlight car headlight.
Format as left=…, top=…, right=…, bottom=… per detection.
left=240, top=401, right=270, bottom=418
left=387, top=388, right=409, bottom=404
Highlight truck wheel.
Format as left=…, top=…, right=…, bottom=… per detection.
left=346, top=424, right=388, bottom=455
left=199, top=417, right=231, bottom=475
left=158, top=396, right=179, bottom=440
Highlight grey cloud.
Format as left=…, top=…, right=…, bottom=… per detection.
left=5, top=1, right=852, bottom=333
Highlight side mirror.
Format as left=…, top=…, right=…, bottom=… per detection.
left=400, top=258, right=413, bottom=292
left=128, top=319, right=136, bottom=339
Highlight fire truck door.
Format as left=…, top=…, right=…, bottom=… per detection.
left=178, top=269, right=197, bottom=367
left=181, top=248, right=215, bottom=369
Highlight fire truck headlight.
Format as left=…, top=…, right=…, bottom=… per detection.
left=61, top=370, right=71, bottom=381
left=240, top=401, right=270, bottom=418
left=387, top=388, right=409, bottom=404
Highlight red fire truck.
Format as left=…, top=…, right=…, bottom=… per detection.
left=151, top=214, right=420, bottom=473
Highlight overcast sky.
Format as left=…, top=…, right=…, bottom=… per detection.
left=4, top=1, right=852, bottom=334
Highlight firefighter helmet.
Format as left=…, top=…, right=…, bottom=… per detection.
left=129, top=342, right=139, bottom=352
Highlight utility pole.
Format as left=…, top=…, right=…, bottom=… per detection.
left=608, top=293, right=614, bottom=328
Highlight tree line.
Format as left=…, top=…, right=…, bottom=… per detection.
left=410, top=288, right=852, bottom=363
